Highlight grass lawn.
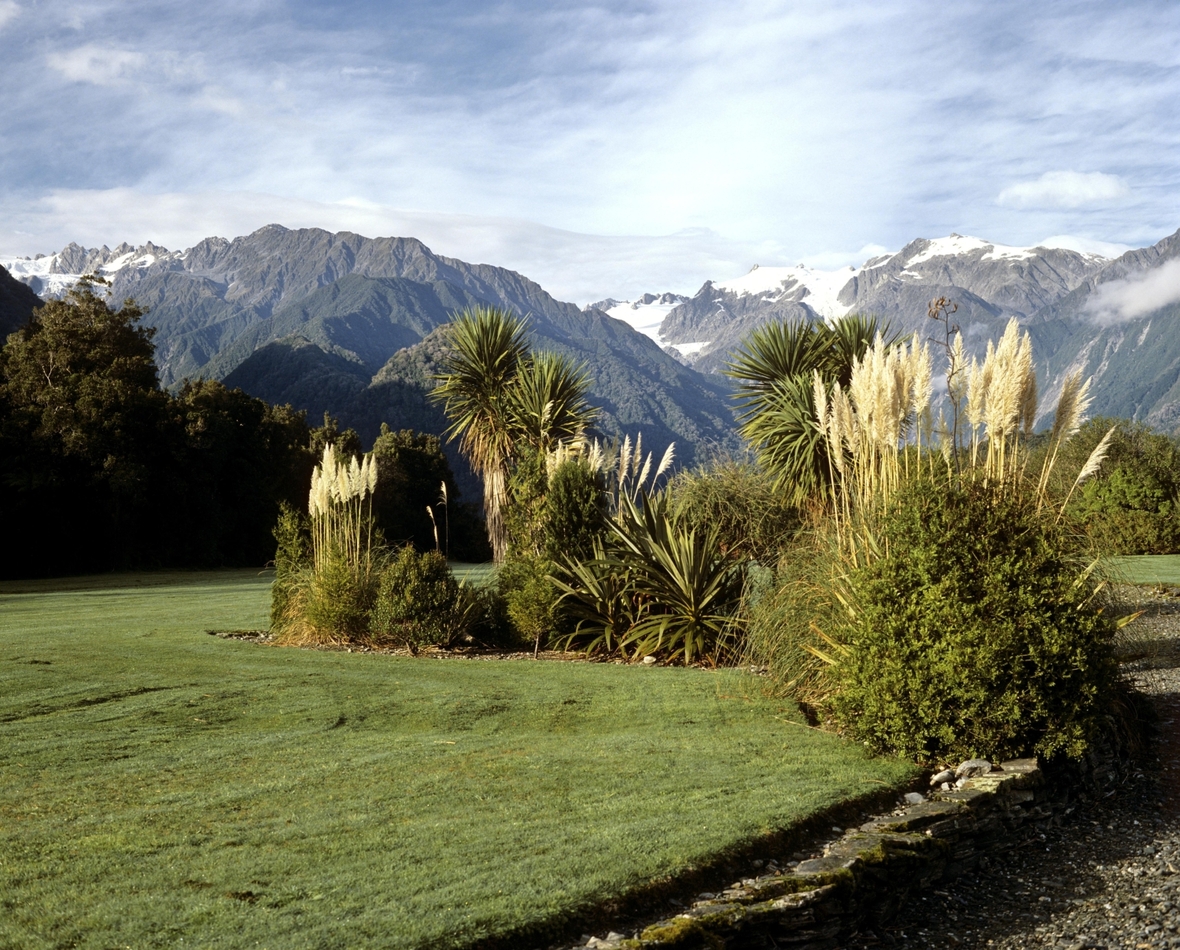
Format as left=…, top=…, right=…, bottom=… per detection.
left=448, top=561, right=497, bottom=587
left=0, top=571, right=915, bottom=950
left=1106, top=555, right=1180, bottom=585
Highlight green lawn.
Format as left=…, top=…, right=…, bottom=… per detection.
left=1105, top=555, right=1180, bottom=585
left=448, top=561, right=497, bottom=587
left=0, top=571, right=915, bottom=950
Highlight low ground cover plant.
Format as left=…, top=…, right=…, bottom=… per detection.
left=0, top=572, right=916, bottom=950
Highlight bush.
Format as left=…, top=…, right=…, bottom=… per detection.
left=452, top=582, right=513, bottom=648
left=743, top=536, right=842, bottom=708
left=542, top=456, right=605, bottom=562
left=299, top=550, right=379, bottom=642
left=1059, top=419, right=1180, bottom=554
left=668, top=456, right=800, bottom=564
left=498, top=554, right=561, bottom=652
left=827, top=479, right=1118, bottom=764
left=270, top=501, right=310, bottom=629
left=371, top=547, right=459, bottom=653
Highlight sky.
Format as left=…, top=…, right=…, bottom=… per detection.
left=1, top=0, right=1179, bottom=303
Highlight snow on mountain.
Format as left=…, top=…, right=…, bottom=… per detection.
left=588, top=291, right=704, bottom=356
left=702, top=235, right=1115, bottom=318
left=0, top=242, right=175, bottom=298
left=713, top=263, right=858, bottom=319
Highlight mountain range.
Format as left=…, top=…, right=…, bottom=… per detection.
left=3, top=225, right=1179, bottom=476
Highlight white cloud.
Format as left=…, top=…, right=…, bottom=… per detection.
left=1037, top=234, right=1132, bottom=258
left=1085, top=258, right=1180, bottom=325
left=0, top=1, right=20, bottom=31
left=0, top=188, right=780, bottom=304
left=47, top=45, right=147, bottom=86
left=997, top=171, right=1130, bottom=210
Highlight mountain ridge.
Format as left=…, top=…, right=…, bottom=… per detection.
left=4, top=225, right=1179, bottom=441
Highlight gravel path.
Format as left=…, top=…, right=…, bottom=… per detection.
left=842, top=591, right=1180, bottom=950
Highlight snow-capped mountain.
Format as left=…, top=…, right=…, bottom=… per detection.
left=584, top=292, right=694, bottom=358
left=5, top=226, right=1180, bottom=435
left=1, top=242, right=178, bottom=298
left=658, top=235, right=1112, bottom=372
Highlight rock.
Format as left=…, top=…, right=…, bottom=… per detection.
left=931, top=769, right=955, bottom=786
left=587, top=935, right=627, bottom=949
left=642, top=656, right=657, bottom=665
left=955, top=758, right=992, bottom=779
left=904, top=792, right=926, bottom=804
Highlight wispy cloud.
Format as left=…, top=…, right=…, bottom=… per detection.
left=0, top=1, right=20, bottom=31
left=1085, top=258, right=1180, bottom=325
left=47, top=45, right=147, bottom=86
left=2, top=0, right=1180, bottom=299
left=998, top=171, right=1130, bottom=210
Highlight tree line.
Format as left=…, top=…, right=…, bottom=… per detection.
left=0, top=281, right=485, bottom=579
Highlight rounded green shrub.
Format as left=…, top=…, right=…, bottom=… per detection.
left=828, top=479, right=1118, bottom=764
left=301, top=550, right=378, bottom=642
left=371, top=547, right=459, bottom=653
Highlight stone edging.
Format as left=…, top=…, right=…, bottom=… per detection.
left=584, top=755, right=1107, bottom=949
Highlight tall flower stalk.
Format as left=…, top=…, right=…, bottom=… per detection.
left=308, top=443, right=379, bottom=576
left=814, top=315, right=1114, bottom=562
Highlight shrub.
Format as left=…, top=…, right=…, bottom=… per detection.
left=371, top=547, right=459, bottom=653
left=452, top=582, right=513, bottom=648
left=737, top=313, right=1131, bottom=763
left=827, top=479, right=1118, bottom=763
left=270, top=501, right=310, bottom=629
left=272, top=443, right=380, bottom=646
left=542, top=456, right=606, bottom=562
left=498, top=554, right=562, bottom=652
left=668, top=455, right=800, bottom=564
left=1060, top=419, right=1180, bottom=554
left=743, top=536, right=842, bottom=708
left=297, top=549, right=378, bottom=642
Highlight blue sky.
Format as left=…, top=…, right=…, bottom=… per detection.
left=1, top=0, right=1179, bottom=301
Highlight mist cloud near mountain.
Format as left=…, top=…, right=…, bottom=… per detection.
left=1085, top=258, right=1180, bottom=325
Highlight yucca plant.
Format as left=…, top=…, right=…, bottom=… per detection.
left=610, top=492, right=745, bottom=665
left=431, top=306, right=530, bottom=562
left=432, top=306, right=599, bottom=562
left=550, top=539, right=636, bottom=656
left=508, top=350, right=598, bottom=454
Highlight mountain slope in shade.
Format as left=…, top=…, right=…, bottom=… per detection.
left=201, top=274, right=489, bottom=381
left=2, top=226, right=599, bottom=387
left=0, top=265, right=41, bottom=338
left=1024, top=229, right=1180, bottom=433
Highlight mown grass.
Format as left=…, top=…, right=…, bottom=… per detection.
left=449, top=560, right=497, bottom=587
left=0, top=571, right=915, bottom=950
left=1106, top=555, right=1180, bottom=585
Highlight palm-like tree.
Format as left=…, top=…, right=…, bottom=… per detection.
left=509, top=350, right=598, bottom=454
left=431, top=308, right=599, bottom=562
left=725, top=314, right=894, bottom=504
left=431, top=306, right=529, bottom=562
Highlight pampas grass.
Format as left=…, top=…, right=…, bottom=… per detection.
left=814, top=315, right=1105, bottom=564
left=275, top=443, right=380, bottom=645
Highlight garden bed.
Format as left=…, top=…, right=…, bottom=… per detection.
left=0, top=571, right=915, bottom=950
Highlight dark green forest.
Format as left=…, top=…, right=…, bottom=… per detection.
left=0, top=284, right=484, bottom=579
